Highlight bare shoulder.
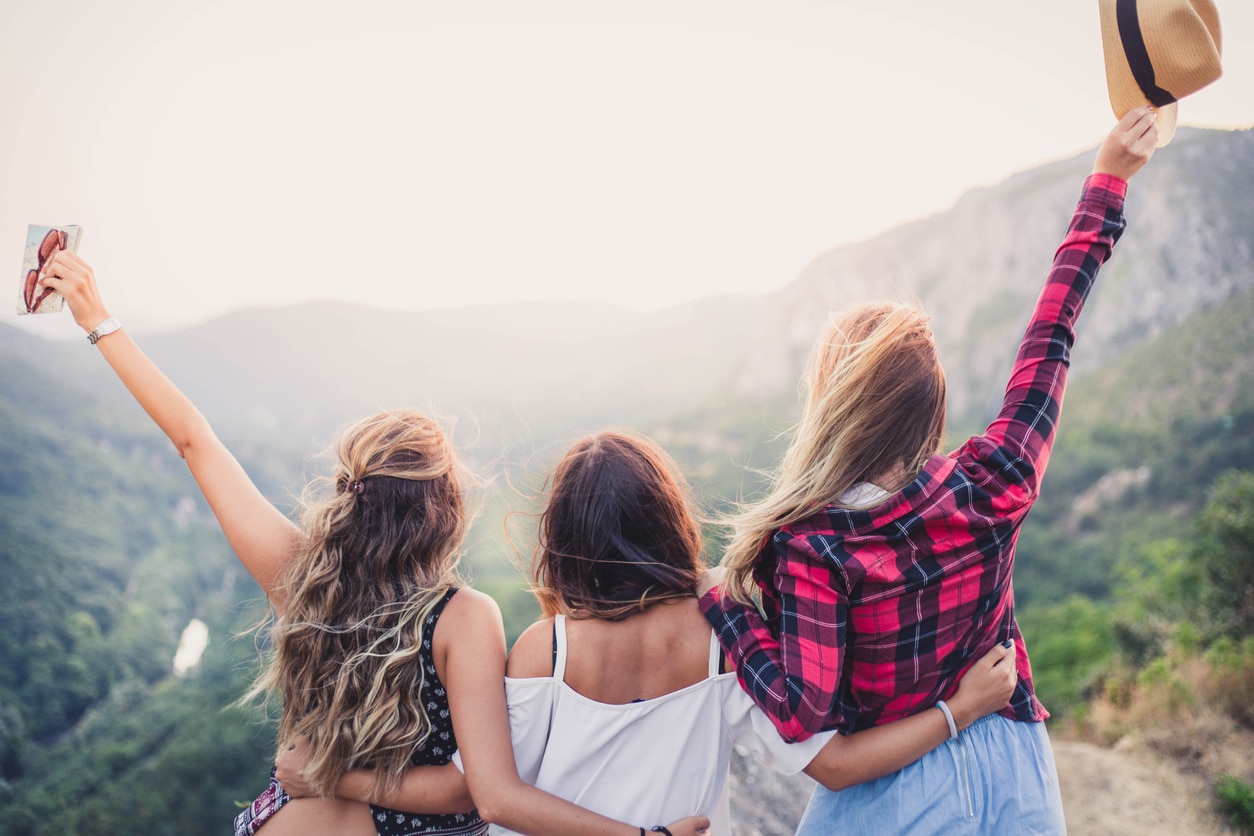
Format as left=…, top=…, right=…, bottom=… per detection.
left=430, top=586, right=507, bottom=687
left=506, top=618, right=557, bottom=679
left=433, top=587, right=504, bottom=651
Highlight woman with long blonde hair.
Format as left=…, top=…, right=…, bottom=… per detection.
left=701, top=111, right=1160, bottom=833
left=39, top=256, right=708, bottom=836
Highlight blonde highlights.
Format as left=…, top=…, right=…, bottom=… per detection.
left=721, top=300, right=946, bottom=603
left=247, top=409, right=468, bottom=798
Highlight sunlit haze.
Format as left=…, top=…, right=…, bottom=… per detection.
left=4, top=0, right=1251, bottom=334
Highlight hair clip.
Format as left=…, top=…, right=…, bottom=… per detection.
left=341, top=478, right=366, bottom=495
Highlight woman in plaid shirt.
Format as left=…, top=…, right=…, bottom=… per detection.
left=701, top=110, right=1160, bottom=833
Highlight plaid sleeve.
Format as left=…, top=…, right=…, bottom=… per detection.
left=701, top=532, right=846, bottom=742
left=957, top=173, right=1128, bottom=514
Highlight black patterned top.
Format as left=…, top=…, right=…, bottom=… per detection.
left=371, top=586, right=486, bottom=836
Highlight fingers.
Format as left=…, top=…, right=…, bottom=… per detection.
left=37, top=251, right=87, bottom=292
left=995, top=641, right=1018, bottom=694
left=1118, top=105, right=1155, bottom=134
left=35, top=251, right=108, bottom=330
left=1119, top=106, right=1159, bottom=154
left=696, top=566, right=725, bottom=598
left=1094, top=107, right=1158, bottom=180
left=989, top=639, right=1014, bottom=668
left=38, top=248, right=84, bottom=278
left=273, top=763, right=307, bottom=795
left=974, top=638, right=1012, bottom=670
left=1130, top=115, right=1160, bottom=157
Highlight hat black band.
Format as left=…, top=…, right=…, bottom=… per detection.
left=1116, top=0, right=1178, bottom=107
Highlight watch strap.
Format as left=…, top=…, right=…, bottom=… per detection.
left=87, top=317, right=121, bottom=345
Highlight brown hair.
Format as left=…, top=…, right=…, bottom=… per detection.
left=530, top=430, right=703, bottom=621
left=246, top=409, right=469, bottom=798
left=721, top=299, right=946, bottom=603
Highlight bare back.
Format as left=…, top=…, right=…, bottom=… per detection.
left=508, top=598, right=715, bottom=703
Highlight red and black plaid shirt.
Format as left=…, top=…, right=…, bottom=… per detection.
left=702, top=174, right=1129, bottom=741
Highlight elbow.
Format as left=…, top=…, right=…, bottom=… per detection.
left=471, top=798, right=504, bottom=826
left=819, top=775, right=856, bottom=793
left=171, top=418, right=217, bottom=462
left=775, top=706, right=825, bottom=743
left=811, top=764, right=857, bottom=793
left=804, top=746, right=858, bottom=793
left=771, top=680, right=834, bottom=742
left=465, top=783, right=508, bottom=825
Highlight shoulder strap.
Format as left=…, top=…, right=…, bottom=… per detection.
left=553, top=614, right=569, bottom=680
left=426, top=586, right=459, bottom=632
left=707, top=628, right=722, bottom=678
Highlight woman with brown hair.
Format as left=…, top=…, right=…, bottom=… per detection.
left=701, top=111, right=1160, bottom=833
left=37, top=256, right=708, bottom=836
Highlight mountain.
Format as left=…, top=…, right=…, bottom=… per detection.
left=737, top=127, right=1254, bottom=423
left=6, top=296, right=759, bottom=455
left=10, top=128, right=1249, bottom=452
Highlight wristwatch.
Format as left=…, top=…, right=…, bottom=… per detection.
left=87, top=317, right=122, bottom=345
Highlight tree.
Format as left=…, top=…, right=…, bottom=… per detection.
left=1196, top=471, right=1254, bottom=639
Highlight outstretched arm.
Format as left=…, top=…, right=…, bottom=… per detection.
left=41, top=252, right=300, bottom=609
left=959, top=108, right=1157, bottom=518
left=438, top=589, right=709, bottom=836
left=801, top=641, right=1017, bottom=790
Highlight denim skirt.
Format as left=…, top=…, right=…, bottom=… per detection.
left=795, top=714, right=1065, bottom=835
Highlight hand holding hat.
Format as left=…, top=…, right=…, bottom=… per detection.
left=1100, top=0, right=1223, bottom=147
left=1094, top=106, right=1160, bottom=180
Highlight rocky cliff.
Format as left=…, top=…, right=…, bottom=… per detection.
left=735, top=127, right=1254, bottom=425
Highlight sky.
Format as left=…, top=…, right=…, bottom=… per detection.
left=4, top=0, right=1251, bottom=335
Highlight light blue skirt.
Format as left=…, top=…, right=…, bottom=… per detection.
left=795, top=714, right=1065, bottom=835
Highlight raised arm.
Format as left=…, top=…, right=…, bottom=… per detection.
left=801, top=640, right=1016, bottom=790
left=437, top=589, right=709, bottom=836
left=41, top=252, right=300, bottom=608
left=958, top=108, right=1157, bottom=517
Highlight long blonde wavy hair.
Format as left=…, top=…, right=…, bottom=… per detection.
left=721, top=300, right=947, bottom=604
left=246, top=409, right=469, bottom=798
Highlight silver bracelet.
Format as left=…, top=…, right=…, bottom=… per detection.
left=935, top=700, right=959, bottom=740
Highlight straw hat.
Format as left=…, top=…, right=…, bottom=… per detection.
left=1099, top=0, right=1223, bottom=146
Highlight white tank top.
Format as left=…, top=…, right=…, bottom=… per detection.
left=494, top=615, right=832, bottom=835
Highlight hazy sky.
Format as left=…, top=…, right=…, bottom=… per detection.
left=5, top=0, right=1251, bottom=334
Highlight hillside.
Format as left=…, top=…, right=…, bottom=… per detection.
left=6, top=296, right=759, bottom=449
left=0, top=336, right=279, bottom=833
left=737, top=127, right=1254, bottom=425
